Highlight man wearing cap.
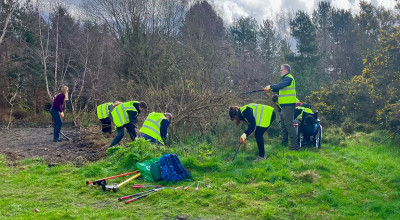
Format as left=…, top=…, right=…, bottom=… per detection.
left=264, top=64, right=299, bottom=150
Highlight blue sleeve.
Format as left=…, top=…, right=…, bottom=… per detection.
left=241, top=108, right=256, bottom=136
left=127, top=111, right=138, bottom=124
left=271, top=77, right=292, bottom=92
left=160, top=119, right=170, bottom=139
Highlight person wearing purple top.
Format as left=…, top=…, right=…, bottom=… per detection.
left=50, top=85, right=69, bottom=142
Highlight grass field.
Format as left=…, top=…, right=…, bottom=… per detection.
left=0, top=130, right=399, bottom=219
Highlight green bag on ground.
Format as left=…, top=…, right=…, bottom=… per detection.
left=136, top=157, right=160, bottom=182
left=150, top=161, right=162, bottom=181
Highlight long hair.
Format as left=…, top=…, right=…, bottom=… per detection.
left=229, top=106, right=241, bottom=126
left=59, top=85, right=68, bottom=93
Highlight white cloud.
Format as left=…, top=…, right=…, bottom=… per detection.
left=217, top=0, right=249, bottom=25
left=377, top=0, right=397, bottom=9
left=60, top=0, right=398, bottom=25
left=212, top=0, right=283, bottom=25
left=35, top=0, right=85, bottom=19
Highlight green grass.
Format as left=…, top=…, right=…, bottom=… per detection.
left=1, top=131, right=400, bottom=219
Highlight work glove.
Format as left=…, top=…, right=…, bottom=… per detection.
left=263, top=85, right=271, bottom=92
left=60, top=112, right=65, bottom=118
left=240, top=133, right=247, bottom=144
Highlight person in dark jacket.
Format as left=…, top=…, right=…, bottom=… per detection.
left=294, top=103, right=313, bottom=121
left=109, top=101, right=148, bottom=147
left=50, top=85, right=68, bottom=142
left=264, top=64, right=299, bottom=150
left=294, top=102, right=314, bottom=145
left=138, top=112, right=172, bottom=145
left=229, top=103, right=276, bottom=162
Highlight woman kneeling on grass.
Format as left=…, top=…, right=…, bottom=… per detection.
left=229, top=103, right=276, bottom=162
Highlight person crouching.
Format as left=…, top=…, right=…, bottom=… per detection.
left=138, top=112, right=172, bottom=145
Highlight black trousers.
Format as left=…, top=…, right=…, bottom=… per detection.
left=100, top=118, right=112, bottom=133
left=254, top=111, right=276, bottom=157
left=109, top=123, right=136, bottom=147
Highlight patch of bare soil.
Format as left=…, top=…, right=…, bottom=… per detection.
left=0, top=124, right=111, bottom=166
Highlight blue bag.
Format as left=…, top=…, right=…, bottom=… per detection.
left=160, top=154, right=191, bottom=181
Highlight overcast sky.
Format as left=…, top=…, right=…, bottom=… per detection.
left=52, top=0, right=397, bottom=25
left=210, top=0, right=397, bottom=25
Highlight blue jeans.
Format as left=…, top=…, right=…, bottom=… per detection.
left=138, top=133, right=162, bottom=145
left=50, top=108, right=62, bottom=140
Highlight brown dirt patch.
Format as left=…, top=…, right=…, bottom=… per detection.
left=0, top=125, right=112, bottom=166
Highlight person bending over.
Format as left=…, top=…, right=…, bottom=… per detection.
left=109, top=101, right=147, bottom=147
left=229, top=103, right=276, bottom=162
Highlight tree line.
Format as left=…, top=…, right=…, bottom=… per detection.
left=1, top=0, right=399, bottom=136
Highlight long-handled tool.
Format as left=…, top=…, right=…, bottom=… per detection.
left=118, top=189, right=156, bottom=201
left=195, top=181, right=200, bottom=191
left=232, top=143, right=242, bottom=162
left=124, top=188, right=164, bottom=204
left=131, top=184, right=162, bottom=189
left=240, top=89, right=265, bottom=95
left=60, top=131, right=71, bottom=141
left=184, top=182, right=195, bottom=190
left=86, top=171, right=139, bottom=186
left=102, top=173, right=141, bottom=192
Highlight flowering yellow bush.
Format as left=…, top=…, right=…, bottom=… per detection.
left=307, top=27, right=400, bottom=129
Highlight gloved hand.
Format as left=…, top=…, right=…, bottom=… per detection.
left=263, top=85, right=271, bottom=92
left=60, top=112, right=65, bottom=118
left=240, top=133, right=247, bottom=144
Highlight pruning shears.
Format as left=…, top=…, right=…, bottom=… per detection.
left=240, top=89, right=265, bottom=94
left=131, top=184, right=162, bottom=189
left=184, top=182, right=195, bottom=190
left=124, top=188, right=164, bottom=204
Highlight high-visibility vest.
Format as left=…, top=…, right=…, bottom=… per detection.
left=139, top=112, right=167, bottom=145
left=278, top=74, right=296, bottom=104
left=97, top=102, right=113, bottom=119
left=277, top=98, right=299, bottom=111
left=296, top=106, right=313, bottom=121
left=111, top=101, right=139, bottom=127
left=240, top=103, right=274, bottom=128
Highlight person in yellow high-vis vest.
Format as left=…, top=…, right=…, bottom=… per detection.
left=229, top=103, right=276, bottom=162
left=96, top=101, right=122, bottom=134
left=138, top=112, right=172, bottom=145
left=294, top=103, right=313, bottom=121
left=109, top=101, right=148, bottom=148
left=264, top=64, right=299, bottom=150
